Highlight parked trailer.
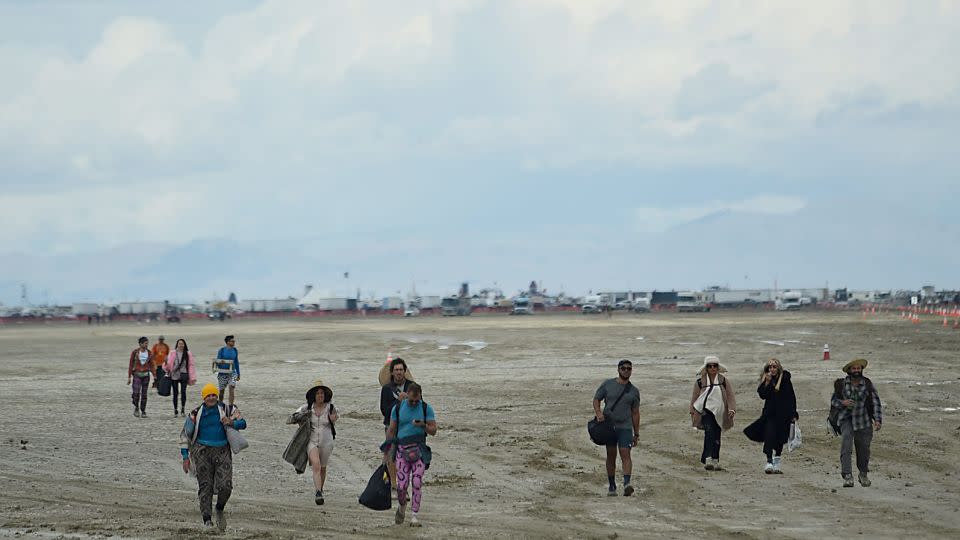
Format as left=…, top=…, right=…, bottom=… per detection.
left=72, top=303, right=99, bottom=316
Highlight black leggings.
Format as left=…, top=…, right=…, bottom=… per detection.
left=171, top=379, right=188, bottom=410
left=763, top=418, right=785, bottom=461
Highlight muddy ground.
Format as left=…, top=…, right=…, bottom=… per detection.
left=1, top=311, right=959, bottom=539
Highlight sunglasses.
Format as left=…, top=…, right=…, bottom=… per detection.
left=706, top=364, right=719, bottom=368
left=619, top=366, right=632, bottom=371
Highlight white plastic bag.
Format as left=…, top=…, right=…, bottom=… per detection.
left=787, top=422, right=803, bottom=452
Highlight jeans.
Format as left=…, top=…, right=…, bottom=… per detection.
left=840, top=417, right=873, bottom=476
left=131, top=374, right=150, bottom=412
left=701, top=410, right=721, bottom=463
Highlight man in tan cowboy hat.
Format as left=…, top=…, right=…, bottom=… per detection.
left=830, top=358, right=882, bottom=487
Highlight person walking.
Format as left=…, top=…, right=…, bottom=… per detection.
left=384, top=382, right=436, bottom=527
left=379, top=357, right=414, bottom=488
left=592, top=359, right=641, bottom=496
left=180, top=383, right=247, bottom=531
left=689, top=356, right=736, bottom=471
left=127, top=337, right=155, bottom=418
left=743, top=358, right=798, bottom=474
left=285, top=379, right=338, bottom=505
left=831, top=358, right=882, bottom=487
left=164, top=338, right=197, bottom=417
left=213, top=335, right=240, bottom=406
left=151, top=335, right=170, bottom=387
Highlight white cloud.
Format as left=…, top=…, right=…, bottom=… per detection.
left=634, top=195, right=807, bottom=234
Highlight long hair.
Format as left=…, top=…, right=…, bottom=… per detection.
left=758, top=358, right=784, bottom=391
left=175, top=339, right=189, bottom=366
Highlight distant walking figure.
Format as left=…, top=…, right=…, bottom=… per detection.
left=164, top=338, right=197, bottom=416
left=213, top=335, right=240, bottom=406
left=744, top=359, right=797, bottom=474
left=127, top=337, right=155, bottom=418
left=690, top=356, right=736, bottom=471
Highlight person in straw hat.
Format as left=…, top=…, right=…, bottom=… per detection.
left=690, top=356, right=736, bottom=471
left=743, top=358, right=798, bottom=474
left=284, top=379, right=338, bottom=505
left=831, top=358, right=882, bottom=488
left=380, top=357, right=414, bottom=488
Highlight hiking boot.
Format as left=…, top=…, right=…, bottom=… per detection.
left=858, top=473, right=871, bottom=487
left=843, top=475, right=855, bottom=488
left=623, top=484, right=635, bottom=497
left=764, top=462, right=774, bottom=474
left=704, top=459, right=715, bottom=471
left=772, top=456, right=782, bottom=474
left=140, top=411, right=148, bottom=418
left=133, top=408, right=140, bottom=418
left=315, top=490, right=324, bottom=505
left=395, top=504, right=406, bottom=524
left=607, top=487, right=618, bottom=497
left=215, top=508, right=226, bottom=532
left=409, top=514, right=421, bottom=527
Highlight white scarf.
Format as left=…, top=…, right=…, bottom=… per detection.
left=694, top=374, right=726, bottom=420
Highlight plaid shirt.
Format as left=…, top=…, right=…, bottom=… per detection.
left=831, top=376, right=882, bottom=431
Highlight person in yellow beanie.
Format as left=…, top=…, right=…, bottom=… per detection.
left=179, top=382, right=247, bottom=531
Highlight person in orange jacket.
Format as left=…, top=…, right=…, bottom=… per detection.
left=151, top=335, right=170, bottom=387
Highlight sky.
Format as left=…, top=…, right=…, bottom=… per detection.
left=1, top=0, right=959, bottom=305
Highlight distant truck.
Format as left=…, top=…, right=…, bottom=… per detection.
left=441, top=283, right=473, bottom=316
left=632, top=297, right=651, bottom=313
left=511, top=297, right=534, bottom=315
left=776, top=291, right=803, bottom=311
left=677, top=291, right=711, bottom=312
left=581, top=294, right=604, bottom=314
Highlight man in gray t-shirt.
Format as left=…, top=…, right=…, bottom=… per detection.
left=592, top=359, right=641, bottom=497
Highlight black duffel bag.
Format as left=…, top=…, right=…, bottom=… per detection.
left=157, top=374, right=172, bottom=397
left=586, top=381, right=633, bottom=446
left=587, top=418, right=618, bottom=445
left=359, top=463, right=392, bottom=511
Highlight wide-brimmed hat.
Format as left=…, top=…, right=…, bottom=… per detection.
left=378, top=359, right=414, bottom=386
left=306, top=379, right=333, bottom=403
left=842, top=358, right=868, bottom=373
left=697, top=355, right=728, bottom=375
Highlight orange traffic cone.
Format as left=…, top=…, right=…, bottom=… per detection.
left=944, top=317, right=949, bottom=327
left=822, top=344, right=830, bottom=361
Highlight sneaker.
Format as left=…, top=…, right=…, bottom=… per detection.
left=704, top=458, right=715, bottom=471
left=712, top=460, right=723, bottom=471
left=623, top=484, right=635, bottom=497
left=181, top=410, right=186, bottom=417
left=174, top=409, right=179, bottom=417
left=133, top=408, right=140, bottom=418
left=409, top=514, right=421, bottom=527
left=842, top=475, right=855, bottom=488
left=202, top=514, right=213, bottom=528
left=858, top=473, right=871, bottom=487
left=395, top=504, right=406, bottom=525
left=772, top=456, right=782, bottom=474
left=764, top=462, right=774, bottom=474
left=315, top=490, right=324, bottom=505
left=607, top=487, right=618, bottom=497
left=140, top=411, right=148, bottom=418
left=215, top=508, right=226, bottom=532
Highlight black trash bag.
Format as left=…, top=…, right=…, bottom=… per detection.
left=359, top=464, right=392, bottom=511
left=157, top=375, right=172, bottom=397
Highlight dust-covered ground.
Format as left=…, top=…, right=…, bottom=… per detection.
left=1, top=311, right=959, bottom=539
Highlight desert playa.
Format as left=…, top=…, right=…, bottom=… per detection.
left=1, top=311, right=958, bottom=539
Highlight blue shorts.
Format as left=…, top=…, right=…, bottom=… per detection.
left=607, top=427, right=634, bottom=449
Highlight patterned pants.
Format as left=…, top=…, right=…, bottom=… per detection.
left=193, top=444, right=233, bottom=516
left=395, top=444, right=425, bottom=513
left=131, top=375, right=150, bottom=411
